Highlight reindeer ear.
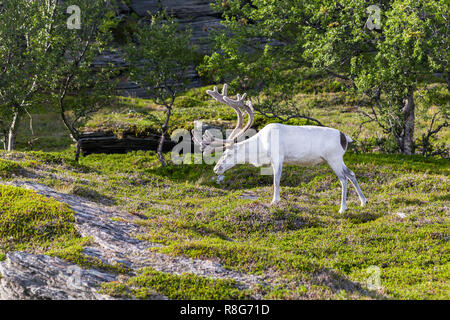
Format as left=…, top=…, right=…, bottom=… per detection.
left=224, top=142, right=233, bottom=150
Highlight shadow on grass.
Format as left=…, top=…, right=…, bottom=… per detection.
left=184, top=225, right=234, bottom=242
left=345, top=152, right=449, bottom=174
left=148, top=162, right=335, bottom=191
left=312, top=268, right=388, bottom=299
left=60, top=184, right=116, bottom=206
left=431, top=194, right=450, bottom=202
left=342, top=210, right=385, bottom=224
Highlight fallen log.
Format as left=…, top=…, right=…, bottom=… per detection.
left=78, top=132, right=179, bottom=156
left=78, top=123, right=223, bottom=157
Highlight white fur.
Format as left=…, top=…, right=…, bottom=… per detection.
left=213, top=123, right=367, bottom=212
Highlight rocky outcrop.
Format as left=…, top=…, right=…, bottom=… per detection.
left=130, top=0, right=217, bottom=18
left=0, top=181, right=265, bottom=300
left=128, top=0, right=221, bottom=51
left=0, top=252, right=116, bottom=300
left=103, top=1, right=221, bottom=98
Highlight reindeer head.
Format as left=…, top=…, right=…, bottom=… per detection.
left=192, top=84, right=254, bottom=176
left=213, top=144, right=238, bottom=175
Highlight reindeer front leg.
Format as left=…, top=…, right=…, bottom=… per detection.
left=271, top=162, right=283, bottom=204
left=338, top=177, right=348, bottom=213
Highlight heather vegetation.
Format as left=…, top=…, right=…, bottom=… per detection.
left=0, top=137, right=448, bottom=298
left=0, top=0, right=448, bottom=300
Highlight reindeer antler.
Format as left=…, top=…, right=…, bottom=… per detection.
left=205, top=84, right=244, bottom=143
left=193, top=84, right=254, bottom=152
left=223, top=93, right=254, bottom=141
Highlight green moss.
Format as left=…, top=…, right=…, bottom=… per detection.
left=0, top=184, right=130, bottom=274
left=0, top=159, right=22, bottom=178
left=100, top=267, right=252, bottom=300
left=0, top=185, right=77, bottom=243
left=47, top=239, right=131, bottom=274
left=0, top=184, right=85, bottom=265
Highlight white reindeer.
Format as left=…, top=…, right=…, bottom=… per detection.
left=194, top=84, right=368, bottom=213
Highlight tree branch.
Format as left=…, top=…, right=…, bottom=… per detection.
left=254, top=98, right=325, bottom=127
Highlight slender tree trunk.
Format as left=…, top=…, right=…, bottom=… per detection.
left=75, top=139, right=82, bottom=163
left=59, top=100, right=79, bottom=143
left=402, top=92, right=415, bottom=155
left=157, top=106, right=172, bottom=166
left=157, top=131, right=167, bottom=166
left=59, top=99, right=82, bottom=161
left=0, top=122, right=7, bottom=150
left=1, top=133, right=7, bottom=150
left=447, top=71, right=449, bottom=92
left=7, top=111, right=21, bottom=151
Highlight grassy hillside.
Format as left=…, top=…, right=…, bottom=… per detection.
left=1, top=80, right=449, bottom=299
left=0, top=148, right=448, bottom=299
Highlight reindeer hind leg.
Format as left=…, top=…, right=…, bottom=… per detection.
left=326, top=158, right=348, bottom=213
left=343, top=163, right=368, bottom=206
